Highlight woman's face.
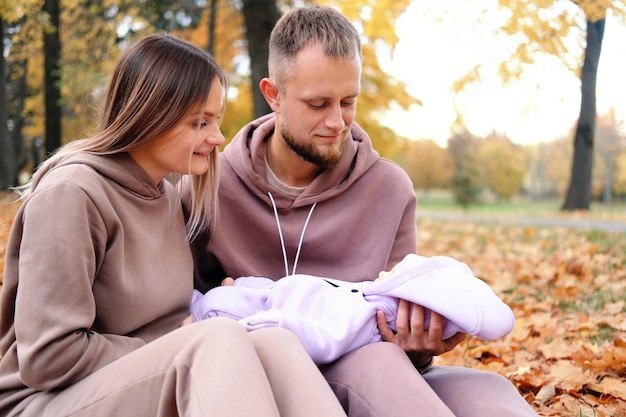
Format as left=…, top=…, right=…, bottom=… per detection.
left=129, top=76, right=225, bottom=184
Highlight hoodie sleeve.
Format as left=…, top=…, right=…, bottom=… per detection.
left=15, top=182, right=145, bottom=390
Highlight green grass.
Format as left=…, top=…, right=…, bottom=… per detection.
left=415, top=189, right=626, bottom=219
left=557, top=288, right=626, bottom=313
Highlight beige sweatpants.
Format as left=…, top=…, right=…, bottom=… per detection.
left=18, top=318, right=346, bottom=417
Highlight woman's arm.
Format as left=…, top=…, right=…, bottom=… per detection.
left=15, top=183, right=145, bottom=390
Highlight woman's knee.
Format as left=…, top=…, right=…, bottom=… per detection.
left=179, top=317, right=251, bottom=354
left=249, top=327, right=299, bottom=344
left=195, top=316, right=245, bottom=330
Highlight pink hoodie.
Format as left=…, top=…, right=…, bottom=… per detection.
left=190, top=113, right=418, bottom=292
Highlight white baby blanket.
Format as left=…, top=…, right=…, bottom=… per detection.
left=190, top=254, right=515, bottom=364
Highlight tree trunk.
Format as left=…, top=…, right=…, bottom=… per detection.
left=602, top=158, right=613, bottom=203
left=0, top=17, right=17, bottom=190
left=241, top=0, right=279, bottom=118
left=207, top=0, right=217, bottom=55
left=561, top=18, right=605, bottom=211
left=43, top=0, right=62, bottom=158
left=12, top=65, right=28, bottom=175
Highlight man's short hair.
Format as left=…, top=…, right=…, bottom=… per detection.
left=268, top=5, right=362, bottom=84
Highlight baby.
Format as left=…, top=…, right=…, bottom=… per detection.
left=190, top=254, right=515, bottom=364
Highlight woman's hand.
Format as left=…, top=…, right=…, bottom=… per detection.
left=182, top=278, right=233, bottom=327
left=181, top=314, right=194, bottom=326
left=376, top=300, right=466, bottom=369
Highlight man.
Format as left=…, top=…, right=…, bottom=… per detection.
left=191, top=5, right=538, bottom=417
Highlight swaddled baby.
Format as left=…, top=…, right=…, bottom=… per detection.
left=190, top=254, right=515, bottom=364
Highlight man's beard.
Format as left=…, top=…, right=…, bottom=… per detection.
left=280, top=122, right=348, bottom=170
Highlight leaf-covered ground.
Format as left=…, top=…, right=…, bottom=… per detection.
left=417, top=215, right=626, bottom=417
left=0, top=194, right=18, bottom=287
left=1, top=193, right=625, bottom=416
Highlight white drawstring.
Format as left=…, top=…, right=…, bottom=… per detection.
left=268, top=192, right=317, bottom=277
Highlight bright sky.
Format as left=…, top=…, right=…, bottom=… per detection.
left=379, top=0, right=626, bottom=146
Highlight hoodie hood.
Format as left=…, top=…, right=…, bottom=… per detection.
left=31, top=152, right=164, bottom=200
left=222, top=113, right=380, bottom=209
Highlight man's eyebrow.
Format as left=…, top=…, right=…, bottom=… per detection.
left=303, top=92, right=360, bottom=101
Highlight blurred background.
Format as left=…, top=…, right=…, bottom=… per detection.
left=1, top=0, right=625, bottom=212
left=1, top=4, right=626, bottom=413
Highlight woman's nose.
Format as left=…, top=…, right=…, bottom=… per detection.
left=208, top=127, right=225, bottom=147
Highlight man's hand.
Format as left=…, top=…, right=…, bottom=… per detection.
left=376, top=299, right=466, bottom=369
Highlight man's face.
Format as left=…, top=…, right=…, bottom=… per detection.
left=275, top=44, right=361, bottom=169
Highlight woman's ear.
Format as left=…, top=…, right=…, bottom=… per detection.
left=260, top=78, right=281, bottom=112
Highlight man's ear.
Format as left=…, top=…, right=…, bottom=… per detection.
left=260, top=78, right=281, bottom=112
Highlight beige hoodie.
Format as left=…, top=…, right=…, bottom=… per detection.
left=0, top=153, right=193, bottom=414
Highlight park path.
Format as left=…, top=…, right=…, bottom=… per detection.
left=416, top=210, right=626, bottom=232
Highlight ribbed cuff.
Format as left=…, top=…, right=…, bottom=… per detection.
left=417, top=357, right=434, bottom=374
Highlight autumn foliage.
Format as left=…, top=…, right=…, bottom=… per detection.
left=417, top=214, right=626, bottom=416
left=1, top=192, right=625, bottom=416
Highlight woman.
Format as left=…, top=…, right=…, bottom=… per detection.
left=0, top=33, right=345, bottom=417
